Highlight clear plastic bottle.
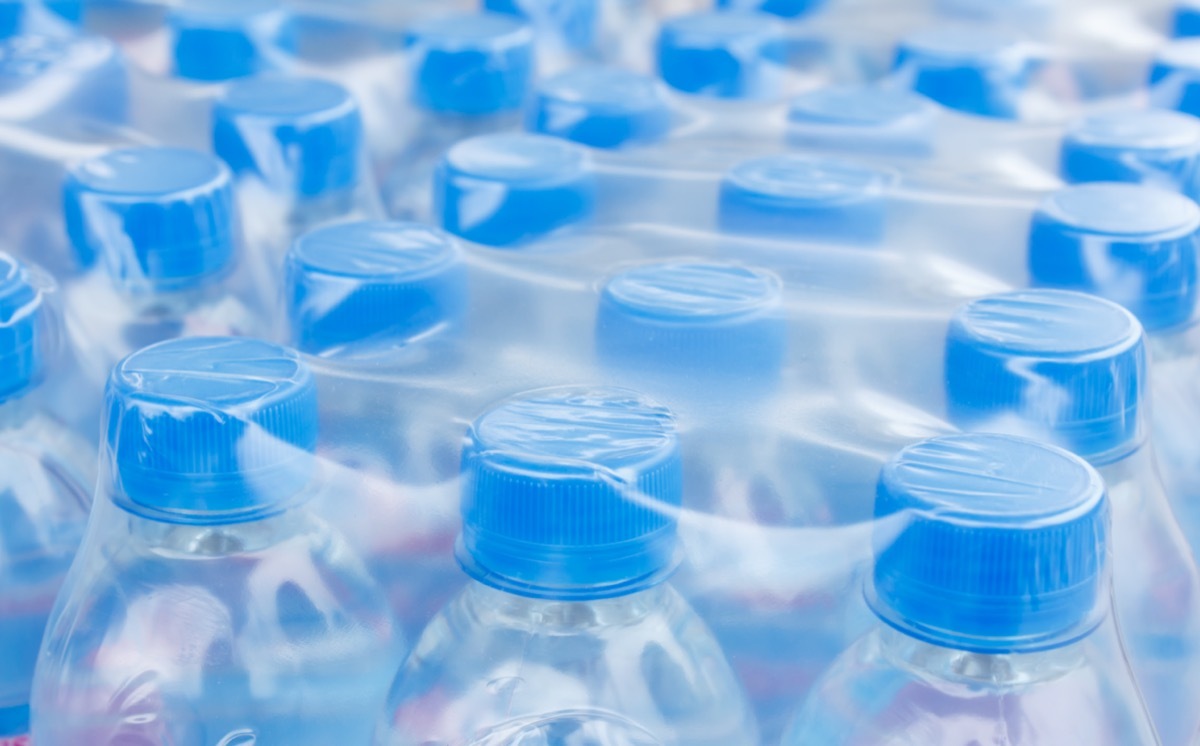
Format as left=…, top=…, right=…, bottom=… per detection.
left=783, top=433, right=1157, bottom=745
left=212, top=73, right=383, bottom=299
left=944, top=287, right=1200, bottom=746
left=374, top=386, right=759, bottom=745
left=31, top=336, right=404, bottom=745
left=283, top=219, right=469, bottom=640
left=0, top=253, right=92, bottom=742
left=60, top=146, right=265, bottom=398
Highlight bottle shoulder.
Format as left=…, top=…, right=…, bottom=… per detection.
left=783, top=627, right=1157, bottom=746
left=380, top=581, right=758, bottom=746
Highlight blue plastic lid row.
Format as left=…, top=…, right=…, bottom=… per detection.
left=169, top=0, right=290, bottom=82
left=596, top=261, right=786, bottom=382
left=213, top=75, right=363, bottom=198
left=719, top=154, right=895, bottom=245
left=458, top=386, right=683, bottom=601
left=1061, top=109, right=1200, bottom=199
left=1028, top=182, right=1200, bottom=332
left=893, top=27, right=1033, bottom=119
left=657, top=11, right=787, bottom=99
left=529, top=67, right=674, bottom=149
left=63, top=147, right=237, bottom=292
left=0, top=253, right=42, bottom=403
left=286, top=221, right=467, bottom=355
left=404, top=13, right=534, bottom=116
left=946, top=289, right=1146, bottom=463
left=871, top=433, right=1108, bottom=654
left=786, top=85, right=940, bottom=156
left=435, top=132, right=595, bottom=247
left=105, top=336, right=318, bottom=524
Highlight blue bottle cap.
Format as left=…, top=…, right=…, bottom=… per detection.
left=870, top=433, right=1109, bottom=654
left=0, top=3, right=20, bottom=38
left=0, top=254, right=42, bottom=403
left=0, top=34, right=127, bottom=123
left=105, top=336, right=319, bottom=524
left=656, top=11, right=786, bottom=99
left=458, top=386, right=682, bottom=601
left=1061, top=110, right=1200, bottom=198
left=1028, top=182, right=1200, bottom=332
left=596, top=261, right=786, bottom=384
left=286, top=221, right=467, bottom=355
left=404, top=13, right=534, bottom=116
left=484, top=0, right=598, bottom=51
left=893, top=27, right=1032, bottom=119
left=169, top=0, right=289, bottom=82
left=715, top=0, right=827, bottom=19
left=786, top=85, right=939, bottom=155
left=435, top=133, right=595, bottom=247
left=1176, top=1, right=1200, bottom=38
left=63, top=147, right=236, bottom=292
left=719, top=154, right=894, bottom=245
left=213, top=75, right=363, bottom=199
left=1152, top=40, right=1200, bottom=117
left=44, top=1, right=83, bottom=23
left=528, top=67, right=673, bottom=149
left=945, top=289, right=1146, bottom=464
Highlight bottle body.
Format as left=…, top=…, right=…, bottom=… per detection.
left=31, top=497, right=403, bottom=746
left=0, top=403, right=92, bottom=738
left=783, top=624, right=1158, bottom=745
left=1148, top=325, right=1200, bottom=555
left=1101, top=448, right=1200, bottom=746
left=375, top=580, right=759, bottom=745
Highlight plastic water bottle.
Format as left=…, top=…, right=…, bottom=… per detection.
left=374, top=386, right=759, bottom=745
left=1059, top=109, right=1200, bottom=199
left=592, top=259, right=851, bottom=742
left=31, top=335, right=403, bottom=745
left=381, top=12, right=533, bottom=220
left=0, top=253, right=92, bottom=743
left=213, top=74, right=382, bottom=298
left=1024, top=180, right=1200, bottom=620
left=60, top=146, right=264, bottom=396
left=945, top=287, right=1200, bottom=746
left=284, top=219, right=469, bottom=640
left=782, top=433, right=1157, bottom=745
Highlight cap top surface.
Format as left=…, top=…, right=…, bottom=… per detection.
left=1038, top=182, right=1200, bottom=238
left=218, top=76, right=353, bottom=119
left=444, top=133, right=588, bottom=184
left=953, top=289, right=1142, bottom=358
left=70, top=147, right=227, bottom=198
left=112, top=336, right=308, bottom=408
left=1068, top=109, right=1200, bottom=152
left=788, top=86, right=935, bottom=127
left=603, top=262, right=781, bottom=322
left=726, top=154, right=893, bottom=203
left=472, top=387, right=677, bottom=470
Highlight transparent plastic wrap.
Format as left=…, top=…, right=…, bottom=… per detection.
left=2, top=1, right=1199, bottom=745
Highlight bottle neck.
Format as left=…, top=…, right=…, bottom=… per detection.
left=877, top=624, right=1089, bottom=688
left=462, top=579, right=672, bottom=632
left=117, top=499, right=316, bottom=557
